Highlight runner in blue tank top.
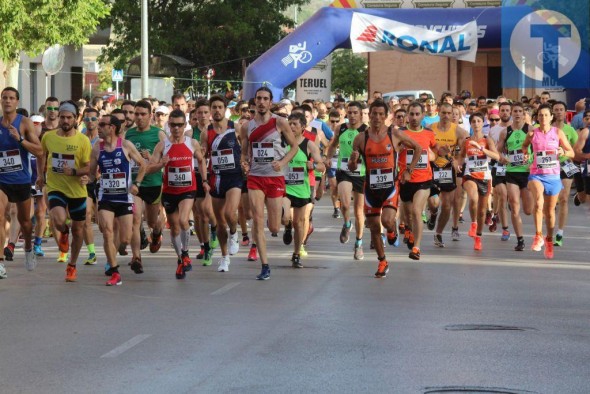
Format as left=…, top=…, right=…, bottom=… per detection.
left=0, top=87, right=43, bottom=275
left=87, top=114, right=147, bottom=286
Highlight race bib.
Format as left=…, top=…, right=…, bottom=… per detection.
left=561, top=160, right=579, bottom=177
left=369, top=168, right=394, bottom=190
left=433, top=167, right=453, bottom=184
left=101, top=172, right=128, bottom=195
left=51, top=153, right=75, bottom=174
left=211, top=149, right=236, bottom=171
left=496, top=164, right=507, bottom=177
left=0, top=150, right=23, bottom=173
left=252, top=142, right=274, bottom=163
left=468, top=155, right=488, bottom=173
left=341, top=158, right=360, bottom=176
left=536, top=150, right=558, bottom=170
left=330, top=150, right=339, bottom=170
left=406, top=149, right=428, bottom=169
left=508, top=150, right=525, bottom=166
left=286, top=166, right=305, bottom=186
left=167, top=166, right=193, bottom=187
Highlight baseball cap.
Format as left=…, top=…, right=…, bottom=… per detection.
left=155, top=105, right=169, bottom=114
left=228, top=101, right=237, bottom=109
left=31, top=115, right=45, bottom=124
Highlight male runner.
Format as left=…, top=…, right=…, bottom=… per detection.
left=36, top=101, right=91, bottom=281
left=81, top=107, right=100, bottom=265
left=239, top=87, right=299, bottom=280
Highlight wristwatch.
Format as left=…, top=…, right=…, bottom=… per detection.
left=134, top=181, right=141, bottom=187
left=18, top=136, right=24, bottom=143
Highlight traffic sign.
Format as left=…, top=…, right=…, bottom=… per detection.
left=112, top=69, right=124, bottom=82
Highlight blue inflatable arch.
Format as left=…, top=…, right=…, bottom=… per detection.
left=243, top=6, right=512, bottom=99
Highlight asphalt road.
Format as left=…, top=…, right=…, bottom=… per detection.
left=1, top=198, right=590, bottom=394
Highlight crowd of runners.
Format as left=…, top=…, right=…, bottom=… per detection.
left=0, top=86, right=588, bottom=284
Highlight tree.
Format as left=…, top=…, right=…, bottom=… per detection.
left=100, top=0, right=310, bottom=87
left=0, top=0, right=110, bottom=84
left=331, top=49, right=367, bottom=99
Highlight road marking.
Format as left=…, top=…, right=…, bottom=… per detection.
left=210, top=282, right=241, bottom=295
left=100, top=334, right=151, bottom=358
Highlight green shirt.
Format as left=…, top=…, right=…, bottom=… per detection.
left=125, top=125, right=163, bottom=187
left=286, top=139, right=311, bottom=199
left=505, top=125, right=532, bottom=173
left=338, top=125, right=365, bottom=177
left=560, top=124, right=578, bottom=163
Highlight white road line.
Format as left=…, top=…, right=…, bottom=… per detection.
left=100, top=334, right=151, bottom=358
left=210, top=282, right=241, bottom=295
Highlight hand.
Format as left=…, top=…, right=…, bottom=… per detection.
left=271, top=160, right=282, bottom=172
left=469, top=140, right=481, bottom=150
left=438, top=145, right=450, bottom=156
left=499, top=154, right=509, bottom=165
left=7, top=124, right=20, bottom=142
left=140, top=149, right=151, bottom=160
left=129, top=184, right=139, bottom=196
left=307, top=160, right=314, bottom=170
left=202, top=182, right=211, bottom=194
left=558, top=147, right=565, bottom=157
left=323, top=157, right=332, bottom=168
left=62, top=162, right=75, bottom=176
left=523, top=153, right=530, bottom=163
left=401, top=170, right=411, bottom=184
left=349, top=150, right=359, bottom=163
left=241, top=159, right=250, bottom=175
left=35, top=176, right=45, bottom=190
left=79, top=175, right=89, bottom=185
left=161, top=155, right=169, bottom=166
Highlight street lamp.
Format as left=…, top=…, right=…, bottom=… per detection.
left=141, top=0, right=148, bottom=97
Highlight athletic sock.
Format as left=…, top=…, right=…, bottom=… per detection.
left=355, top=237, right=362, bottom=247
left=172, top=235, right=182, bottom=256
left=180, top=229, right=190, bottom=251
left=34, top=236, right=42, bottom=246
left=88, top=243, right=95, bottom=255
left=557, top=229, right=564, bottom=237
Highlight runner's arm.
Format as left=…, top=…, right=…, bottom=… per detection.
left=574, top=128, right=589, bottom=160
left=347, top=133, right=363, bottom=172
left=557, top=129, right=575, bottom=159
left=146, top=141, right=165, bottom=174
left=482, top=137, right=500, bottom=161
left=323, top=127, right=340, bottom=165
left=394, top=129, right=422, bottom=174
left=276, top=116, right=299, bottom=169
left=238, top=122, right=250, bottom=173
left=308, top=140, right=326, bottom=173
left=20, top=117, right=43, bottom=158
left=192, top=140, right=208, bottom=182
left=88, top=144, right=100, bottom=183
left=124, top=140, right=147, bottom=185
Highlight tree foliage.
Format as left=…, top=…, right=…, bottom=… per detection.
left=100, top=0, right=310, bottom=85
left=331, top=49, right=367, bottom=99
left=0, top=0, right=110, bottom=63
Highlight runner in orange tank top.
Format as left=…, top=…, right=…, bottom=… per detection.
left=348, top=100, right=421, bottom=278
left=459, top=112, right=500, bottom=252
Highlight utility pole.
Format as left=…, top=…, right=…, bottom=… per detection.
left=141, top=0, right=149, bottom=97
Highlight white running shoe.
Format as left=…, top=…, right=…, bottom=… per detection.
left=217, top=256, right=230, bottom=272
left=24, top=249, right=37, bottom=271
left=0, top=263, right=6, bottom=278
left=229, top=232, right=240, bottom=255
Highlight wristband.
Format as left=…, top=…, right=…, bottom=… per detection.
left=134, top=181, right=141, bottom=187
left=19, top=136, right=24, bottom=143
left=72, top=168, right=77, bottom=176
left=202, top=179, right=209, bottom=184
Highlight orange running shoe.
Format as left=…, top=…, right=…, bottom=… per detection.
left=58, top=226, right=70, bottom=253
left=468, top=222, right=477, bottom=238
left=406, top=230, right=415, bottom=250
left=474, top=236, right=482, bottom=251
left=65, top=264, right=77, bottom=282
left=149, top=232, right=162, bottom=253
left=544, top=236, right=554, bottom=259
left=531, top=234, right=544, bottom=252
left=375, top=260, right=389, bottom=278
left=409, top=247, right=420, bottom=260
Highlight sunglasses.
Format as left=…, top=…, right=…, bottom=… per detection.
left=489, top=118, right=501, bottom=122
left=396, top=115, right=406, bottom=119
left=276, top=113, right=288, bottom=118
left=84, top=116, right=98, bottom=122
left=329, top=119, right=339, bottom=123
left=98, top=122, right=112, bottom=127
left=240, top=107, right=249, bottom=112
left=169, top=122, right=185, bottom=128
left=249, top=110, right=256, bottom=114
left=46, top=106, right=59, bottom=111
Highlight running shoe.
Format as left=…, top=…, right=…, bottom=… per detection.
left=332, top=208, right=341, bottom=218
left=24, top=249, right=37, bottom=271
left=175, top=260, right=186, bottom=279
left=65, top=265, right=77, bottom=282
left=459, top=214, right=465, bottom=223
left=210, top=232, right=219, bottom=249
left=573, top=193, right=581, bottom=206
left=202, top=248, right=213, bottom=266
left=130, top=258, right=144, bottom=274
left=406, top=230, right=415, bottom=250
left=427, top=212, right=437, bottom=231
left=217, top=256, right=230, bottom=272
left=182, top=252, right=192, bottom=272
left=474, top=236, right=482, bottom=251
left=58, top=227, right=70, bottom=253
left=501, top=229, right=511, bottom=241
left=118, top=243, right=128, bottom=256
left=531, top=234, right=544, bottom=252
left=452, top=228, right=460, bottom=241
left=229, top=232, right=240, bottom=255
left=299, top=245, right=308, bottom=257
left=241, top=235, right=250, bottom=247
left=271, top=232, right=278, bottom=237
left=189, top=220, right=196, bottom=236
left=354, top=244, right=364, bottom=260
left=403, top=228, right=409, bottom=244
left=434, top=234, right=445, bottom=248
left=247, top=246, right=258, bottom=262
left=283, top=224, right=293, bottom=245
left=0, top=263, right=6, bottom=279
left=43, top=226, right=53, bottom=238
left=514, top=238, right=525, bottom=251
left=57, top=252, right=68, bottom=263
left=291, top=254, right=303, bottom=268
left=421, top=211, right=428, bottom=223
left=33, top=244, right=44, bottom=257
left=409, top=247, right=421, bottom=260
left=489, top=214, right=498, bottom=232
left=196, top=246, right=205, bottom=260
left=149, top=232, right=162, bottom=253
left=484, top=211, right=493, bottom=226
left=386, top=231, right=398, bottom=246
left=554, top=234, right=563, bottom=247
left=105, top=262, right=115, bottom=276
left=106, top=272, right=122, bottom=286
left=84, top=253, right=97, bottom=265
left=140, top=227, right=149, bottom=250
left=544, top=237, right=554, bottom=259
left=468, top=222, right=477, bottom=238
left=3, top=243, right=14, bottom=261
left=340, top=222, right=351, bottom=244
left=375, top=260, right=389, bottom=278
left=256, top=264, right=271, bottom=280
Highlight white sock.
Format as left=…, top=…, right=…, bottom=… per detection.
left=172, top=235, right=182, bottom=256
left=181, top=229, right=190, bottom=251
left=557, top=229, right=564, bottom=237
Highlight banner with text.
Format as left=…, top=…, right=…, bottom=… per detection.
left=296, top=56, right=332, bottom=102
left=350, top=12, right=478, bottom=62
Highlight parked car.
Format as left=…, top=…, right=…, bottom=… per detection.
left=383, top=90, right=435, bottom=102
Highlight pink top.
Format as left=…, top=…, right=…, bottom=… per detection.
left=530, top=127, right=560, bottom=176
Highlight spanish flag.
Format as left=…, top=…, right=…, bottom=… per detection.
left=330, top=0, right=357, bottom=7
